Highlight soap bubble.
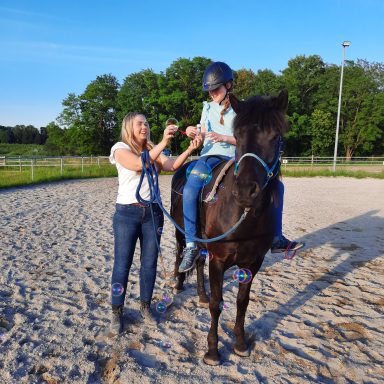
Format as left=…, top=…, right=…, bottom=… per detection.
left=186, top=162, right=212, bottom=188
left=232, top=268, right=253, bottom=284
left=111, top=283, right=124, bottom=297
left=155, top=301, right=167, bottom=313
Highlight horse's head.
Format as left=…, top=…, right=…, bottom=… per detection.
left=231, top=90, right=288, bottom=207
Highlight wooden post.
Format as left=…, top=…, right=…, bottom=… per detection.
left=31, top=159, right=34, bottom=181
left=81, top=157, right=84, bottom=173
left=61, top=158, right=63, bottom=175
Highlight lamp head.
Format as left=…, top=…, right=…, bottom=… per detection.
left=342, top=41, right=351, bottom=47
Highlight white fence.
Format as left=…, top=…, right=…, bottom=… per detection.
left=0, top=155, right=383, bottom=181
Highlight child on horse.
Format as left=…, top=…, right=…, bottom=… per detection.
left=178, top=61, right=304, bottom=273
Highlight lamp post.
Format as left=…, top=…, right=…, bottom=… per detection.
left=332, top=41, right=351, bottom=172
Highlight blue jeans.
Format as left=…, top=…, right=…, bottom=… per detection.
left=183, top=156, right=228, bottom=243
left=183, top=157, right=284, bottom=243
left=111, top=203, right=164, bottom=306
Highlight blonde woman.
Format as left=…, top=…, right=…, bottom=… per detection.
left=109, top=112, right=201, bottom=333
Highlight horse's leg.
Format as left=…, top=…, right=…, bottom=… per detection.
left=233, top=279, right=253, bottom=357
left=203, top=261, right=224, bottom=365
left=196, top=256, right=209, bottom=307
left=173, top=232, right=186, bottom=293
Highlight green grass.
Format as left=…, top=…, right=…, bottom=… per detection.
left=0, top=164, right=382, bottom=190
left=0, top=165, right=117, bottom=189
left=281, top=168, right=384, bottom=179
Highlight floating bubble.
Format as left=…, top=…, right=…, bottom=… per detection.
left=111, top=283, right=124, bottom=297
left=199, top=249, right=213, bottom=262
left=157, top=227, right=164, bottom=235
left=156, top=339, right=172, bottom=348
left=232, top=268, right=253, bottom=284
left=186, top=162, right=213, bottom=188
left=155, top=301, right=167, bottom=313
left=162, top=293, right=173, bottom=307
left=219, top=301, right=228, bottom=311
left=204, top=193, right=218, bottom=205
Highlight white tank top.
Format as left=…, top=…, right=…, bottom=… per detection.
left=109, top=142, right=152, bottom=205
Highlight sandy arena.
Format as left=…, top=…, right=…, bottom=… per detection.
left=0, top=176, right=383, bottom=383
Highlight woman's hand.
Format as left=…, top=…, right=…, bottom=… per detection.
left=188, top=135, right=203, bottom=153
left=206, top=131, right=225, bottom=143
left=161, top=125, right=177, bottom=145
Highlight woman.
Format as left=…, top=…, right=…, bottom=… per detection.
left=178, top=61, right=303, bottom=273
left=109, top=112, right=201, bottom=333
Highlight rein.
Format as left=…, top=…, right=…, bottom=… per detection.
left=234, top=136, right=282, bottom=188
left=136, top=151, right=250, bottom=244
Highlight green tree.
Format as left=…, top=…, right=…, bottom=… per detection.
left=310, top=109, right=334, bottom=156
left=338, top=61, right=384, bottom=158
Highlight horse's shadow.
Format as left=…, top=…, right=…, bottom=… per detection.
left=248, top=209, right=383, bottom=341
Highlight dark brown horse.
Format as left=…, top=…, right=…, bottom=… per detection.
left=170, top=90, right=289, bottom=365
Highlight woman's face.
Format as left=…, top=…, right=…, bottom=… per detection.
left=132, top=115, right=149, bottom=144
left=209, top=84, right=228, bottom=103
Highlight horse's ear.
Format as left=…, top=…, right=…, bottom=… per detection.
left=276, top=89, right=288, bottom=112
left=229, top=93, right=243, bottom=114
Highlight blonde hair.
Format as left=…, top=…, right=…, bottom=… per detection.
left=120, top=112, right=162, bottom=168
left=121, top=112, right=155, bottom=155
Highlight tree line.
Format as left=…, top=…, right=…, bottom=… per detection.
left=3, top=55, right=384, bottom=157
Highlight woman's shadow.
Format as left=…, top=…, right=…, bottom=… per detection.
left=248, top=209, right=384, bottom=342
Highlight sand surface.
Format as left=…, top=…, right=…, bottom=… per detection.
left=0, top=176, right=383, bottom=383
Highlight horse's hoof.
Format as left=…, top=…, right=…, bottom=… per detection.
left=198, top=300, right=209, bottom=309
left=203, top=353, right=221, bottom=366
left=234, top=346, right=251, bottom=357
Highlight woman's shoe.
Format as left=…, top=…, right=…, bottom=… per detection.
left=140, top=301, right=157, bottom=326
left=110, top=305, right=123, bottom=334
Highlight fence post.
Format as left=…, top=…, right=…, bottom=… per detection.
left=31, top=159, right=34, bottom=181
left=61, top=158, right=63, bottom=175
left=81, top=157, right=84, bottom=173
left=19, top=156, right=21, bottom=172
left=97, top=157, right=100, bottom=168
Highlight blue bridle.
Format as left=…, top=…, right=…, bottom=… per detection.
left=234, top=136, right=283, bottom=189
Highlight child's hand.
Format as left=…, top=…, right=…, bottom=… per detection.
left=206, top=131, right=224, bottom=143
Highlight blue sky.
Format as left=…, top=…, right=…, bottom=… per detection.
left=1, top=0, right=383, bottom=128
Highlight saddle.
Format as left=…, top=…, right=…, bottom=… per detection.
left=171, top=155, right=231, bottom=198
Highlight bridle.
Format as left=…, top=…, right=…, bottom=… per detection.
left=234, top=136, right=283, bottom=189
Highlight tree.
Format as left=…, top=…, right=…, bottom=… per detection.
left=310, top=109, right=334, bottom=156
left=80, top=74, right=120, bottom=155
left=338, top=61, right=384, bottom=158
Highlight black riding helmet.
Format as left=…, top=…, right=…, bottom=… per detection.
left=202, top=62, right=233, bottom=91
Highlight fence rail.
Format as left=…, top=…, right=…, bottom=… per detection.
left=0, top=155, right=383, bottom=181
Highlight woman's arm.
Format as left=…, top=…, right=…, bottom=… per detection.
left=159, top=136, right=203, bottom=172
left=114, top=126, right=175, bottom=171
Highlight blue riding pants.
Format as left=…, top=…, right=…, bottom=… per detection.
left=111, top=203, right=164, bottom=306
left=182, top=157, right=285, bottom=243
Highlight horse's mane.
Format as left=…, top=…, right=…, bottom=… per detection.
left=233, top=95, right=288, bottom=136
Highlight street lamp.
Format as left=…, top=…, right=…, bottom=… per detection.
left=333, top=41, right=351, bottom=172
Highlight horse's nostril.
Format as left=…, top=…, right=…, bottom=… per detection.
left=232, top=189, right=239, bottom=197
left=250, top=183, right=259, bottom=198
